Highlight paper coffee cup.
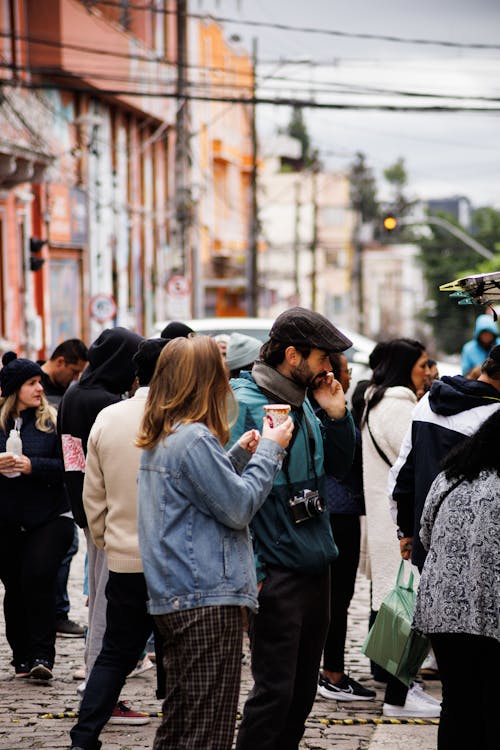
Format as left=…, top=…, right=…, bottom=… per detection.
left=263, top=404, right=291, bottom=427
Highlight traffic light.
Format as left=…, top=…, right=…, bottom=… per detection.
left=382, top=214, right=398, bottom=232
left=29, top=237, right=47, bottom=271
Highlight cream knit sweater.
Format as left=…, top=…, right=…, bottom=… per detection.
left=83, top=388, right=148, bottom=573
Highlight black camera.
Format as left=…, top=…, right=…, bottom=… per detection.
left=288, top=489, right=326, bottom=525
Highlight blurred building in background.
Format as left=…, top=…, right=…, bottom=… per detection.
left=1, top=0, right=180, bottom=356
left=258, top=135, right=356, bottom=329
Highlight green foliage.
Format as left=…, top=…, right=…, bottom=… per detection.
left=382, top=157, right=416, bottom=219
left=417, top=208, right=500, bottom=354
left=383, top=157, right=408, bottom=194
left=349, top=152, right=378, bottom=222
left=287, top=106, right=310, bottom=162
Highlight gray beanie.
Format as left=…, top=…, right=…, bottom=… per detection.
left=226, top=333, right=262, bottom=371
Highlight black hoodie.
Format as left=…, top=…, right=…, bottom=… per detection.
left=389, top=374, right=500, bottom=569
left=58, top=327, right=144, bottom=527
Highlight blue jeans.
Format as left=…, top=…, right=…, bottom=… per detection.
left=70, top=571, right=157, bottom=750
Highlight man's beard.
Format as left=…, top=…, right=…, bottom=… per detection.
left=290, top=361, right=327, bottom=390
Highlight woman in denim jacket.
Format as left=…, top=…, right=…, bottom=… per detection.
left=137, top=335, right=293, bottom=750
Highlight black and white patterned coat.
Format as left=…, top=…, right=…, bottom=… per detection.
left=413, top=469, right=500, bottom=642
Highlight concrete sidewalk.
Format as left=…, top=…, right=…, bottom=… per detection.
left=0, top=529, right=440, bottom=750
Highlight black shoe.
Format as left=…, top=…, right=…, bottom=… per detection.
left=318, top=673, right=376, bottom=701
left=30, top=659, right=53, bottom=681
left=14, top=662, right=31, bottom=678
left=56, top=617, right=85, bottom=637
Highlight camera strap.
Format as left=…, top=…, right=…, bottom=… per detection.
left=282, top=407, right=318, bottom=494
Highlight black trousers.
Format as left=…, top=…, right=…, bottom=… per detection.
left=0, top=516, right=73, bottom=668
left=431, top=632, right=499, bottom=750
left=70, top=571, right=163, bottom=750
left=323, top=514, right=360, bottom=673
left=236, top=566, right=330, bottom=750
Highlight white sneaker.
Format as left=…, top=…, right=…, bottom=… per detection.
left=128, top=655, right=154, bottom=678
left=383, top=686, right=441, bottom=718
left=409, top=682, right=441, bottom=706
left=420, top=650, right=438, bottom=672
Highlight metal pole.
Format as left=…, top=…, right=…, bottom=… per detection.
left=246, top=37, right=259, bottom=317
left=293, top=180, right=301, bottom=300
left=175, top=0, right=189, bottom=275
left=399, top=215, right=494, bottom=261
left=310, top=169, right=318, bottom=310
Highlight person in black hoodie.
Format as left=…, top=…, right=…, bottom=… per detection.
left=0, top=353, right=74, bottom=681
left=389, top=345, right=500, bottom=571
left=58, top=327, right=144, bottom=723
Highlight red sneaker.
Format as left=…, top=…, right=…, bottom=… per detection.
left=108, top=701, right=150, bottom=725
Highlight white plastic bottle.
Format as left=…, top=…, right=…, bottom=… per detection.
left=2, top=429, right=22, bottom=478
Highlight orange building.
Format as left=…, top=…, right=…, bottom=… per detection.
left=189, top=19, right=254, bottom=317
left=0, top=0, right=178, bottom=355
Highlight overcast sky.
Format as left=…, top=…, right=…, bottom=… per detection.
left=198, top=0, right=500, bottom=208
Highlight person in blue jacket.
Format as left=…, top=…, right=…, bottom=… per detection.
left=231, top=307, right=356, bottom=750
left=137, top=335, right=293, bottom=750
left=461, top=313, right=500, bottom=375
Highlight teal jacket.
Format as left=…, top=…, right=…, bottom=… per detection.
left=230, top=372, right=356, bottom=579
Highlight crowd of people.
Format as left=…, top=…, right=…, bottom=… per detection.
left=0, top=308, right=497, bottom=750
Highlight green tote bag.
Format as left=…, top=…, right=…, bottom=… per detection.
left=362, top=561, right=430, bottom=686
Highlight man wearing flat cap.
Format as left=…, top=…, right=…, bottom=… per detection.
left=231, top=307, right=356, bottom=750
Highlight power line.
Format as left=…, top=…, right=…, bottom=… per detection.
left=2, top=77, right=500, bottom=111
left=2, top=60, right=499, bottom=106
left=85, top=0, right=500, bottom=51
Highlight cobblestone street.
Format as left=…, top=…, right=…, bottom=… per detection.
left=0, top=529, right=440, bottom=750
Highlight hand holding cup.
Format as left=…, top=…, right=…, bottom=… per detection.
left=262, top=413, right=294, bottom=450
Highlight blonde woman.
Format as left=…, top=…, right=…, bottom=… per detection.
left=137, top=336, right=293, bottom=750
left=0, top=352, right=73, bottom=681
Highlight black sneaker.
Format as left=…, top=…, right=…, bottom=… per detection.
left=30, top=659, right=53, bottom=681
left=318, top=673, right=376, bottom=701
left=56, top=617, right=85, bottom=638
left=14, top=662, right=31, bottom=678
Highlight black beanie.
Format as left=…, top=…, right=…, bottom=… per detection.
left=160, top=321, right=194, bottom=340
left=133, top=338, right=168, bottom=386
left=0, top=352, right=43, bottom=398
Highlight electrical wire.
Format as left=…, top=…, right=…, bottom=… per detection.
left=4, top=58, right=499, bottom=104
left=3, top=77, right=499, bottom=111
left=83, top=1, right=500, bottom=51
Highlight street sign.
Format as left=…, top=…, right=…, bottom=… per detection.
left=166, top=274, right=190, bottom=297
left=166, top=275, right=191, bottom=319
left=89, top=293, right=117, bottom=323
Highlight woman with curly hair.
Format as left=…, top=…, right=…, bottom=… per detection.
left=0, top=352, right=73, bottom=681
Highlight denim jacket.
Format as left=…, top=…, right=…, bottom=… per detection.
left=137, top=422, right=284, bottom=615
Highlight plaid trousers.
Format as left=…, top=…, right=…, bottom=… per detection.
left=153, top=605, right=243, bottom=750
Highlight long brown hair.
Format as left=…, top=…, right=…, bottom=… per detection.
left=137, top=335, right=236, bottom=449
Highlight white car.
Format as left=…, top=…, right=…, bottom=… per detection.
left=153, top=316, right=460, bottom=396
left=152, top=317, right=376, bottom=399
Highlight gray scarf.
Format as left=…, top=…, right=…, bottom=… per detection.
left=251, top=361, right=306, bottom=408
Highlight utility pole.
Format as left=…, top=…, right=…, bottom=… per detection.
left=293, top=180, right=301, bottom=301
left=352, top=215, right=365, bottom=334
left=246, top=37, right=259, bottom=317
left=310, top=169, right=318, bottom=311
left=174, top=0, right=193, bottom=307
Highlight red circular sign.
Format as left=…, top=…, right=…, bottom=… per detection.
left=89, top=293, right=117, bottom=323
